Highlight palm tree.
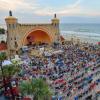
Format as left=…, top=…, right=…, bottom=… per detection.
left=0, top=52, right=6, bottom=78
left=0, top=53, right=22, bottom=99
left=0, top=52, right=6, bottom=61
left=0, top=52, right=7, bottom=91
left=32, top=78, right=52, bottom=100
left=19, top=78, right=52, bottom=100
left=19, top=80, right=34, bottom=99
left=3, top=64, right=20, bottom=78
left=0, top=52, right=6, bottom=79
left=3, top=64, right=21, bottom=100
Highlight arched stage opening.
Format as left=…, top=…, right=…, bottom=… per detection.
left=23, top=30, right=52, bottom=46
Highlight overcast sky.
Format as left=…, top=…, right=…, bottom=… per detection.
left=0, top=0, right=100, bottom=27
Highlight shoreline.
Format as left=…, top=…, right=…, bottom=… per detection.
left=0, top=34, right=100, bottom=44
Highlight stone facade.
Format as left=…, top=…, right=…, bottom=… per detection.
left=5, top=11, right=60, bottom=56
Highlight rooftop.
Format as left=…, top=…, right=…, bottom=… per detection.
left=0, top=43, right=7, bottom=51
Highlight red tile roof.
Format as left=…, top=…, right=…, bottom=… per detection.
left=0, top=43, right=7, bottom=51
left=98, top=42, right=100, bottom=45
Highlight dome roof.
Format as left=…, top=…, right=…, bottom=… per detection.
left=5, top=16, right=17, bottom=20
left=52, top=14, right=59, bottom=21
left=5, top=11, right=17, bottom=20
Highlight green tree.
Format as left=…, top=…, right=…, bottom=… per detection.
left=32, top=78, right=52, bottom=100
left=0, top=52, right=6, bottom=90
left=3, top=64, right=20, bottom=79
left=20, top=78, right=52, bottom=100
left=0, top=52, right=21, bottom=100
left=19, top=80, right=34, bottom=99
left=2, top=64, right=21, bottom=100
left=0, top=52, right=6, bottom=61
left=0, top=28, right=5, bottom=34
left=0, top=53, right=6, bottom=94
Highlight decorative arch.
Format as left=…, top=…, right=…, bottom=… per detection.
left=22, top=28, right=53, bottom=46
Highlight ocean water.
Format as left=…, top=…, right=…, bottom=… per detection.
left=0, top=24, right=100, bottom=44
left=60, top=23, right=100, bottom=44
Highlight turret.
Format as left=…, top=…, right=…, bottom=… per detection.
left=51, top=14, right=59, bottom=26
left=51, top=14, right=60, bottom=42
left=5, top=10, right=18, bottom=29
left=5, top=11, right=18, bottom=57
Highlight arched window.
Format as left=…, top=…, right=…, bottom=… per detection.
left=13, top=24, right=15, bottom=29
left=14, top=41, right=18, bottom=48
left=14, top=37, right=16, bottom=40
left=8, top=24, right=11, bottom=28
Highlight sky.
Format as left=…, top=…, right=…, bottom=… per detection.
left=0, top=0, right=100, bottom=27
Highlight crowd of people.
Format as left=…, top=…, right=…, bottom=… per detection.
left=17, top=41, right=100, bottom=100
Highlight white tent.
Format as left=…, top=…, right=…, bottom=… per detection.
left=15, top=55, right=20, bottom=59
left=52, top=50, right=63, bottom=54
left=2, top=60, right=12, bottom=66
left=11, top=55, right=22, bottom=65
left=22, top=46, right=28, bottom=51
left=44, top=51, right=52, bottom=56
left=12, top=55, right=21, bottom=61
